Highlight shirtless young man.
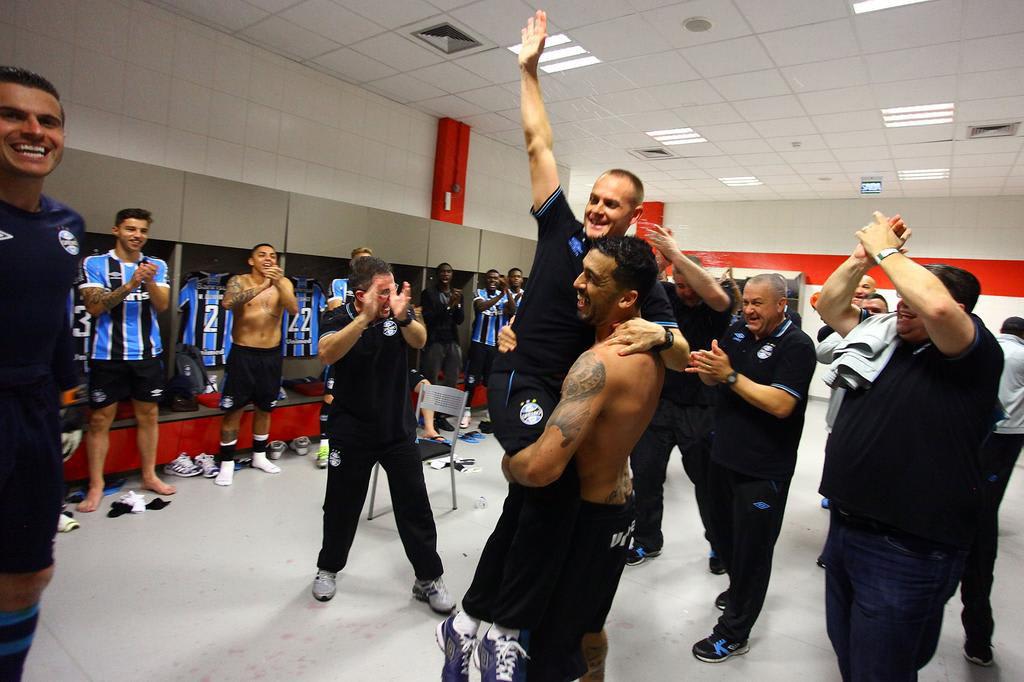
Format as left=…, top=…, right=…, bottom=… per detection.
left=496, top=236, right=665, bottom=681
left=214, top=243, right=298, bottom=486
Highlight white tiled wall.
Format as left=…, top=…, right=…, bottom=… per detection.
left=4, top=0, right=535, bottom=236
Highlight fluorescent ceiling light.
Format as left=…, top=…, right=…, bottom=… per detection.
left=881, top=102, right=953, bottom=128
left=540, top=56, right=601, bottom=73
left=645, top=127, right=707, bottom=145
left=656, top=133, right=702, bottom=141
left=663, top=137, right=708, bottom=145
left=539, top=45, right=588, bottom=63
left=646, top=128, right=693, bottom=136
left=719, top=176, right=762, bottom=186
left=507, top=33, right=571, bottom=54
left=898, top=168, right=949, bottom=180
left=853, top=0, right=936, bottom=14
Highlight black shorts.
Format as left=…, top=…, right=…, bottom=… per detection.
left=408, top=369, right=427, bottom=391
left=0, top=381, right=63, bottom=573
left=220, top=345, right=282, bottom=413
left=88, top=358, right=164, bottom=408
left=466, top=342, right=497, bottom=384
left=487, top=371, right=562, bottom=454
left=528, top=498, right=636, bottom=682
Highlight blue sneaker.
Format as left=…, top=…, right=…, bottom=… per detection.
left=436, top=614, right=477, bottom=682
left=692, top=633, right=749, bottom=663
left=475, top=630, right=529, bottom=682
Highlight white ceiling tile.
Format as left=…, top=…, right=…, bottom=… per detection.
left=248, top=0, right=306, bottom=10
left=351, top=32, right=445, bottom=72
left=959, top=68, right=1024, bottom=100
left=951, top=177, right=1007, bottom=187
left=952, top=152, right=1019, bottom=167
left=541, top=0, right=637, bottom=29
left=716, top=140, right=775, bottom=155
left=957, top=95, right=1024, bottom=123
left=312, top=47, right=397, bottom=82
left=675, top=103, right=745, bottom=126
left=453, top=49, right=518, bottom=84
left=884, top=123, right=955, bottom=146
left=566, top=14, right=674, bottom=62
left=461, top=112, right=518, bottom=133
left=872, top=76, right=957, bottom=109
left=280, top=0, right=385, bottom=45
left=618, top=110, right=686, bottom=131
left=891, top=140, right=953, bottom=157
left=733, top=95, right=806, bottom=122
left=640, top=0, right=752, bottom=48
left=600, top=89, right=665, bottom=115
left=612, top=52, right=701, bottom=88
left=544, top=64, right=637, bottom=99
left=733, top=0, right=848, bottom=33
left=961, top=33, right=1024, bottom=72
left=812, top=110, right=883, bottom=133
left=855, top=0, right=961, bottom=52
left=689, top=156, right=747, bottom=170
left=798, top=86, right=876, bottom=115
left=783, top=57, right=869, bottom=93
left=797, top=162, right=844, bottom=174
left=731, top=151, right=786, bottom=165
left=546, top=98, right=614, bottom=121
left=832, top=146, right=892, bottom=162
left=240, top=17, right=341, bottom=60
left=823, top=129, right=889, bottom=149
left=161, top=0, right=268, bottom=32
left=708, top=70, right=791, bottom=101
left=365, top=73, right=446, bottom=103
left=572, top=116, right=634, bottom=136
left=863, top=44, right=959, bottom=84
left=745, top=165, right=797, bottom=176
left=407, top=62, right=491, bottom=94
left=760, top=19, right=860, bottom=67
left=336, top=0, right=440, bottom=30
left=953, top=137, right=1023, bottom=154
left=765, top=134, right=828, bottom=151
left=457, top=85, right=518, bottom=111
left=699, top=122, right=760, bottom=142
left=649, top=80, right=724, bottom=108
left=890, top=156, right=951, bottom=170
left=416, top=94, right=487, bottom=119
left=680, top=37, right=775, bottom=78
left=956, top=165, right=1011, bottom=178
left=962, top=0, right=1024, bottom=39
left=778, top=149, right=838, bottom=164
left=752, top=117, right=819, bottom=137
left=603, top=131, right=663, bottom=148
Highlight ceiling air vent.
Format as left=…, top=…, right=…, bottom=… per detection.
left=413, top=23, right=482, bottom=55
left=966, top=122, right=1019, bottom=139
left=629, top=147, right=678, bottom=160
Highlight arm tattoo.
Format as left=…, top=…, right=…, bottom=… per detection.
left=83, top=285, right=132, bottom=312
left=581, top=637, right=607, bottom=681
left=548, top=350, right=606, bottom=448
left=223, top=277, right=264, bottom=309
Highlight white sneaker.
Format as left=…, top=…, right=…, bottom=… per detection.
left=413, top=576, right=455, bottom=614
left=459, top=409, right=471, bottom=430
left=194, top=453, right=218, bottom=478
left=312, top=570, right=337, bottom=601
left=164, top=453, right=201, bottom=478
left=268, top=440, right=287, bottom=460
left=291, top=436, right=311, bottom=456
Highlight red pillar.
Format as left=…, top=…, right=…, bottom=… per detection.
left=431, top=118, right=471, bottom=224
left=641, top=201, right=664, bottom=226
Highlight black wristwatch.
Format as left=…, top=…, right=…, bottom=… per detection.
left=396, top=314, right=414, bottom=327
left=726, top=370, right=739, bottom=385
left=652, top=328, right=674, bottom=353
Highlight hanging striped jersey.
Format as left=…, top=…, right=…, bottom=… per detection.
left=471, top=288, right=511, bottom=347
left=329, top=278, right=351, bottom=305
left=80, top=250, right=169, bottom=361
left=282, top=277, right=327, bottom=357
left=178, top=272, right=234, bottom=366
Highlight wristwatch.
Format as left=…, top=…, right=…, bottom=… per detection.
left=653, top=328, right=674, bottom=353
left=396, top=313, right=414, bottom=327
left=726, top=370, right=739, bottom=385
left=874, top=247, right=900, bottom=265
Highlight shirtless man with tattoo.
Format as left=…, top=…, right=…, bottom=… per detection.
left=214, top=243, right=298, bottom=486
left=499, top=236, right=664, bottom=682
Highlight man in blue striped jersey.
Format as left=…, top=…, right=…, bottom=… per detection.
left=460, top=269, right=517, bottom=428
left=78, top=208, right=173, bottom=512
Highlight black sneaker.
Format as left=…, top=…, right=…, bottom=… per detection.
left=625, top=545, right=661, bottom=566
left=816, top=555, right=826, bottom=569
left=963, top=641, right=993, bottom=667
left=479, top=420, right=494, bottom=434
left=715, top=590, right=728, bottom=611
left=435, top=417, right=455, bottom=432
left=692, top=634, right=749, bottom=663
left=708, top=551, right=726, bottom=575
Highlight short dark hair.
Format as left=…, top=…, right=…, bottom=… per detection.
left=349, top=256, right=392, bottom=292
left=1001, top=316, right=1024, bottom=335
left=864, top=292, right=889, bottom=311
left=603, top=168, right=645, bottom=206
left=116, top=208, right=152, bottom=226
left=435, top=262, right=453, bottom=274
left=0, top=66, right=64, bottom=123
left=509, top=267, right=522, bottom=276
left=591, top=236, right=657, bottom=299
left=923, top=264, right=981, bottom=313
left=485, top=269, right=500, bottom=276
left=250, top=242, right=276, bottom=256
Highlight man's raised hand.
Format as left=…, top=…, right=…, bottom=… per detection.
left=518, top=10, right=548, bottom=73
left=390, top=281, right=412, bottom=320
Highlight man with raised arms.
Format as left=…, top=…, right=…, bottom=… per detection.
left=214, top=243, right=298, bottom=486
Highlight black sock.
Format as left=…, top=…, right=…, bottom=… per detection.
left=107, top=502, right=133, bottom=517
left=0, top=603, right=39, bottom=681
left=146, top=498, right=171, bottom=510
left=217, top=439, right=237, bottom=464
left=253, top=434, right=268, bottom=457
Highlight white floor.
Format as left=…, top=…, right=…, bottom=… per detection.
left=27, top=400, right=1024, bottom=681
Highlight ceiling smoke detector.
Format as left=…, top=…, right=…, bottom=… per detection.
left=683, top=17, right=713, bottom=32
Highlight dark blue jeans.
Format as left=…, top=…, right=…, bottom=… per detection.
left=823, top=511, right=967, bottom=682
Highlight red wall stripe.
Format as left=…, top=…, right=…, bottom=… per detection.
left=684, top=250, right=1024, bottom=297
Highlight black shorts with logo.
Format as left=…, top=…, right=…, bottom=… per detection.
left=487, top=370, right=563, bottom=454
left=220, top=344, right=283, bottom=413
left=88, top=358, right=164, bottom=408
left=527, top=497, right=636, bottom=682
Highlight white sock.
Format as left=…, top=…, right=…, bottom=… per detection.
left=488, top=624, right=520, bottom=641
left=453, top=611, right=480, bottom=637
left=215, top=464, right=234, bottom=486
left=319, top=437, right=329, bottom=451
left=251, top=452, right=281, bottom=474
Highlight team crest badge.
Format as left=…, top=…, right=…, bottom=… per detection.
left=757, top=343, right=775, bottom=360
left=329, top=449, right=342, bottom=467
left=90, top=389, right=106, bottom=404
left=220, top=396, right=234, bottom=409
left=519, top=399, right=544, bottom=426
left=58, top=229, right=79, bottom=255
left=733, top=332, right=746, bottom=342
left=383, top=319, right=398, bottom=336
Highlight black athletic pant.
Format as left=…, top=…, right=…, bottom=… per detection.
left=960, top=432, right=1024, bottom=647
left=707, top=460, right=791, bottom=642
left=630, top=399, right=716, bottom=552
left=317, top=439, right=443, bottom=581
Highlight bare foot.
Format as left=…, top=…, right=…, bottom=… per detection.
left=142, top=478, right=177, bottom=496
left=77, top=487, right=104, bottom=513
left=421, top=429, right=441, bottom=440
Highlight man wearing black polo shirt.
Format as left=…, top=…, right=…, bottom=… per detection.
left=816, top=212, right=1002, bottom=681
left=687, top=273, right=816, bottom=663
left=436, top=12, right=688, bottom=682
left=626, top=240, right=733, bottom=570
left=311, top=256, right=452, bottom=615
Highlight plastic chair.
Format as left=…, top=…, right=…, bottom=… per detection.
left=367, top=383, right=468, bottom=520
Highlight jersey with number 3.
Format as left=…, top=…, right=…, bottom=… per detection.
left=179, top=272, right=234, bottom=366
left=282, top=277, right=327, bottom=357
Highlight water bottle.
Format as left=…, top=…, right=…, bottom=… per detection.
left=474, top=496, right=487, bottom=510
